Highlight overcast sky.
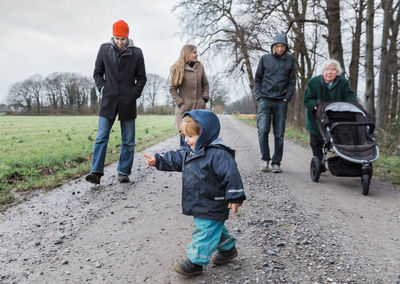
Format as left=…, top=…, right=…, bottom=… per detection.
left=0, top=0, right=189, bottom=104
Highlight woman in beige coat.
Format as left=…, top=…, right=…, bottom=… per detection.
left=169, top=44, right=209, bottom=130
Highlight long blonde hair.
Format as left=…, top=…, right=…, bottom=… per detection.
left=170, top=44, right=197, bottom=86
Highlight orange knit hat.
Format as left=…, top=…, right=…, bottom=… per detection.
left=113, top=20, right=129, bottom=38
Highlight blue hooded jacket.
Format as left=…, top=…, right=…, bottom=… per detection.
left=154, top=110, right=246, bottom=221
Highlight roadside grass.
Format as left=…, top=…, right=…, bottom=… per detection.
left=0, top=115, right=176, bottom=207
left=234, top=114, right=400, bottom=186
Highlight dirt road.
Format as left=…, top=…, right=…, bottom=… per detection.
left=1, top=115, right=400, bottom=283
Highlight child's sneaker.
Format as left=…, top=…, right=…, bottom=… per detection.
left=173, top=259, right=203, bottom=276
left=211, top=246, right=238, bottom=265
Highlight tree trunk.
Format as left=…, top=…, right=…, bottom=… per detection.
left=348, top=0, right=365, bottom=96
left=242, top=46, right=257, bottom=112
left=325, top=0, right=345, bottom=73
left=376, top=0, right=392, bottom=131
left=391, top=72, right=399, bottom=120
left=364, top=0, right=375, bottom=119
left=280, top=0, right=313, bottom=130
left=388, top=4, right=400, bottom=120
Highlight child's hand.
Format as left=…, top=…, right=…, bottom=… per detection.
left=228, top=203, right=242, bottom=214
left=144, top=154, right=156, bottom=167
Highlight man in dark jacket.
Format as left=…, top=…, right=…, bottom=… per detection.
left=86, top=20, right=147, bottom=184
left=254, top=34, right=296, bottom=173
left=144, top=110, right=246, bottom=276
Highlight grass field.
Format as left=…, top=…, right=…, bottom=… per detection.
left=0, top=115, right=176, bottom=207
left=234, top=114, right=400, bottom=186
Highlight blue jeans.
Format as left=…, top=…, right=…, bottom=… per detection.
left=91, top=116, right=136, bottom=176
left=257, top=98, right=288, bottom=165
left=186, top=217, right=236, bottom=266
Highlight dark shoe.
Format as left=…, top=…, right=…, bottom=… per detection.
left=85, top=172, right=101, bottom=184
left=211, top=246, right=238, bottom=265
left=173, top=259, right=203, bottom=276
left=118, top=174, right=130, bottom=183
left=320, top=164, right=327, bottom=173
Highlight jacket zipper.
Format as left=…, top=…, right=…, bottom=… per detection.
left=273, top=59, right=281, bottom=97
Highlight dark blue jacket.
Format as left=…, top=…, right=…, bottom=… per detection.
left=154, top=110, right=246, bottom=221
left=254, top=34, right=296, bottom=101
left=93, top=38, right=147, bottom=121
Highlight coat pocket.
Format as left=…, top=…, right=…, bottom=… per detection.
left=197, top=99, right=206, bottom=109
left=181, top=100, right=192, bottom=112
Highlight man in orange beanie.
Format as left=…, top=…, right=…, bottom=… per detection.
left=86, top=19, right=147, bottom=185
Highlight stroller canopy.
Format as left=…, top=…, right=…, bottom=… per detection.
left=317, top=101, right=370, bottom=126
left=325, top=102, right=366, bottom=115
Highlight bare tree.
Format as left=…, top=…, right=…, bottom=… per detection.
left=281, top=0, right=321, bottom=129
left=323, top=0, right=346, bottom=73
left=364, top=0, right=375, bottom=118
left=347, top=0, right=366, bottom=95
left=76, top=76, right=92, bottom=112
left=44, top=72, right=64, bottom=112
left=165, top=84, right=175, bottom=108
left=25, top=74, right=44, bottom=113
left=142, top=74, right=166, bottom=112
left=174, top=0, right=283, bottom=111
left=6, top=80, right=32, bottom=111
left=376, top=0, right=393, bottom=130
left=225, top=95, right=256, bottom=114
left=388, top=0, right=400, bottom=120
left=208, top=75, right=229, bottom=110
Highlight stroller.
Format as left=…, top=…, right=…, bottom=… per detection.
left=310, top=101, right=379, bottom=195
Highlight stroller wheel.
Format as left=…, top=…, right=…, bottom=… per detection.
left=310, top=157, right=321, bottom=182
left=362, top=174, right=370, bottom=196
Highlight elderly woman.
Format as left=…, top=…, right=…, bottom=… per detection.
left=303, top=59, right=355, bottom=165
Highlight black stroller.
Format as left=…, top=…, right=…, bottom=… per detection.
left=310, top=101, right=379, bottom=195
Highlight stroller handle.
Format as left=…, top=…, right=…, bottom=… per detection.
left=330, top=121, right=375, bottom=133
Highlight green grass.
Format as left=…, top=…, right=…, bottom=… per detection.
left=234, top=115, right=400, bottom=186
left=234, top=116, right=256, bottom=127
left=0, top=115, right=176, bottom=207
left=374, top=156, right=400, bottom=185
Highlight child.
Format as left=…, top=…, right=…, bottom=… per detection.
left=144, top=110, right=246, bottom=276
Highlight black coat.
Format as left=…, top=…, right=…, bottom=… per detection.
left=254, top=53, right=296, bottom=101
left=93, top=39, right=147, bottom=121
left=254, top=34, right=296, bottom=101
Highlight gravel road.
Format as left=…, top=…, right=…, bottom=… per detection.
left=1, top=115, right=400, bottom=284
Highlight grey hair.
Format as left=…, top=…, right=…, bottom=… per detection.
left=321, top=59, right=343, bottom=74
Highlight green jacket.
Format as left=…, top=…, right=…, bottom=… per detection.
left=303, top=75, right=355, bottom=135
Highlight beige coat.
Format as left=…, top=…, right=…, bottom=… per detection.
left=169, top=62, right=209, bottom=128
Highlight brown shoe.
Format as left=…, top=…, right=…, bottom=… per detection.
left=118, top=174, right=130, bottom=183
left=211, top=246, right=238, bottom=265
left=173, top=259, right=203, bottom=276
left=85, top=172, right=101, bottom=184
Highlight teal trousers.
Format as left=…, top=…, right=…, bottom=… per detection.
left=186, top=217, right=236, bottom=266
